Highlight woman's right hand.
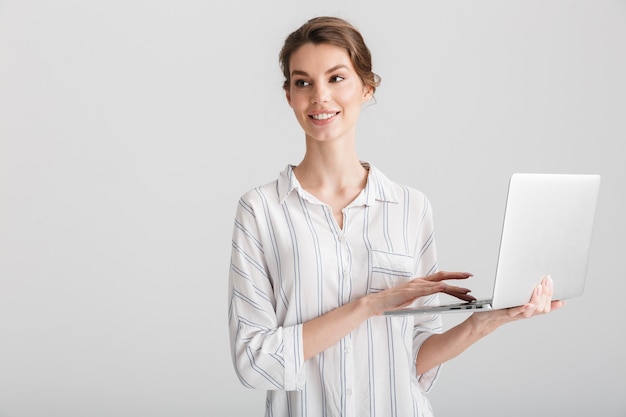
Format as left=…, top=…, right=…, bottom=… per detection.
left=366, top=271, right=475, bottom=315
left=302, top=271, right=474, bottom=361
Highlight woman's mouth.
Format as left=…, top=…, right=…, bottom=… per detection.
left=310, top=112, right=339, bottom=121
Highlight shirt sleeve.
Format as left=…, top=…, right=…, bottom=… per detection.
left=411, top=194, right=443, bottom=393
left=413, top=317, right=442, bottom=393
left=227, top=195, right=306, bottom=391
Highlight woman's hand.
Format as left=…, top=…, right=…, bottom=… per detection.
left=416, top=275, right=566, bottom=373
left=302, top=270, right=475, bottom=360
left=367, top=270, right=476, bottom=316
left=423, top=271, right=478, bottom=302
left=470, top=275, right=565, bottom=334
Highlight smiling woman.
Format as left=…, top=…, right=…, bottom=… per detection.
left=227, top=16, right=562, bottom=417
left=278, top=16, right=380, bottom=92
left=285, top=43, right=373, bottom=151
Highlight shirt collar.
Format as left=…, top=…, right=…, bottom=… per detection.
left=277, top=162, right=400, bottom=206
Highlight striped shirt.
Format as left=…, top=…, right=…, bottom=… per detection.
left=228, top=163, right=443, bottom=417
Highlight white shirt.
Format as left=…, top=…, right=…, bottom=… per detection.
left=228, top=163, right=443, bottom=417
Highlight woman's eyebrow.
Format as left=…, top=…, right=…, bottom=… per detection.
left=325, top=64, right=349, bottom=74
left=291, top=64, right=349, bottom=78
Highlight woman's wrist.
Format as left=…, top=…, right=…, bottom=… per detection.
left=356, top=294, right=378, bottom=318
left=467, top=311, right=508, bottom=337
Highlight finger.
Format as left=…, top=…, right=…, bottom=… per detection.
left=529, top=281, right=549, bottom=313
left=443, top=284, right=473, bottom=294
left=551, top=300, right=565, bottom=311
left=532, top=276, right=552, bottom=314
left=543, top=275, right=554, bottom=312
left=535, top=283, right=547, bottom=313
left=453, top=292, right=477, bottom=302
left=443, top=285, right=477, bottom=301
left=406, top=279, right=446, bottom=290
left=536, top=281, right=543, bottom=299
left=403, top=280, right=446, bottom=299
left=423, top=271, right=473, bottom=283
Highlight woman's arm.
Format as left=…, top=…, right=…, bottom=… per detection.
left=302, top=271, right=475, bottom=361
left=415, top=275, right=565, bottom=375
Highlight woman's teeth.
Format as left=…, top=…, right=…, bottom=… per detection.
left=311, top=113, right=336, bottom=120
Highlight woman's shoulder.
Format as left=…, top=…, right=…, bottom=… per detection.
left=237, top=179, right=280, bottom=204
left=368, top=164, right=430, bottom=203
left=236, top=165, right=292, bottom=206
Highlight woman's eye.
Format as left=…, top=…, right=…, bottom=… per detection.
left=294, top=79, right=310, bottom=88
left=330, top=75, right=345, bottom=83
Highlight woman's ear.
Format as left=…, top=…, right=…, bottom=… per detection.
left=285, top=88, right=292, bottom=107
left=363, top=85, right=374, bottom=102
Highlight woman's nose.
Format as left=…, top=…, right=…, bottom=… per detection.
left=310, top=84, right=330, bottom=104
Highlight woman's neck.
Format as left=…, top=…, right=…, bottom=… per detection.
left=293, top=137, right=368, bottom=229
left=294, top=140, right=366, bottom=190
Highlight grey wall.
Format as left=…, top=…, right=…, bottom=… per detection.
left=1, top=0, right=624, bottom=416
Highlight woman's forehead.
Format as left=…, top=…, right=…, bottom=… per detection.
left=289, top=43, right=354, bottom=74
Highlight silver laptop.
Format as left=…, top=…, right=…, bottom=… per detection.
left=384, top=173, right=601, bottom=315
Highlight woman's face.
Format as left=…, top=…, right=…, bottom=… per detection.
left=285, top=43, right=373, bottom=144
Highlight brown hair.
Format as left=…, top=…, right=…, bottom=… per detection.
left=279, top=16, right=381, bottom=93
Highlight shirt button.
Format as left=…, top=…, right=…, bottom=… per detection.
left=338, top=234, right=346, bottom=243
left=346, top=388, right=353, bottom=396
left=345, top=347, right=351, bottom=354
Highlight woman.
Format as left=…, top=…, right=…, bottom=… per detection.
left=228, top=16, right=563, bottom=417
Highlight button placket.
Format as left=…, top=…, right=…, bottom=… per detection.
left=339, top=234, right=351, bottom=303
left=343, top=337, right=355, bottom=413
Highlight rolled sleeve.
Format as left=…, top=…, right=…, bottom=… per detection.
left=232, top=320, right=306, bottom=391
left=282, top=323, right=306, bottom=390
left=410, top=195, right=443, bottom=392
left=413, top=324, right=442, bottom=393
left=228, top=195, right=307, bottom=391
left=410, top=283, right=443, bottom=392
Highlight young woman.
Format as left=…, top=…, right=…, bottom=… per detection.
left=228, top=16, right=563, bottom=417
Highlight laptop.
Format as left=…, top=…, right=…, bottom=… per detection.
left=384, top=173, right=601, bottom=315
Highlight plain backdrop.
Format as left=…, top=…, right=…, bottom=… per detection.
left=1, top=0, right=625, bottom=416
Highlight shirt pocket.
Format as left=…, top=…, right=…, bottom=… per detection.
left=369, top=249, right=416, bottom=292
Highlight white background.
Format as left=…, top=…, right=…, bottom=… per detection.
left=1, top=1, right=625, bottom=416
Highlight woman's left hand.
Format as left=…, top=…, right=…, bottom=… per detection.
left=509, top=274, right=565, bottom=318
left=470, top=275, right=566, bottom=333
left=417, top=276, right=566, bottom=374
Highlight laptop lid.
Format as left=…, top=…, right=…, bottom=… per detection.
left=489, top=173, right=600, bottom=309
left=384, top=173, right=601, bottom=315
